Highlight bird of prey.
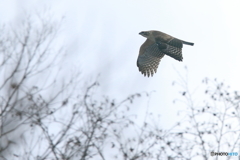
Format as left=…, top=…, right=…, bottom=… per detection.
left=137, top=30, right=194, bottom=77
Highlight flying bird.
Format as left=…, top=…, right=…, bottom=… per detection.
left=137, top=30, right=194, bottom=77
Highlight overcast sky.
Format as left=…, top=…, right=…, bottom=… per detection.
left=1, top=0, right=240, bottom=128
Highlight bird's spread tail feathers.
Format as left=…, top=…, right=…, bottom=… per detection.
left=182, top=40, right=194, bottom=46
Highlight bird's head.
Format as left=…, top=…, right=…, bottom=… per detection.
left=139, top=31, right=151, bottom=38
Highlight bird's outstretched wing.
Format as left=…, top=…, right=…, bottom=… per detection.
left=137, top=40, right=164, bottom=77
left=156, top=38, right=183, bottom=61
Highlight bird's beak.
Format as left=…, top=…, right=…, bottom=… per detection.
left=139, top=32, right=142, bottom=35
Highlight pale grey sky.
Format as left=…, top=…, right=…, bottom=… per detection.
left=1, top=0, right=240, bottom=128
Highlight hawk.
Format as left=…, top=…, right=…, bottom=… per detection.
left=137, top=30, right=194, bottom=77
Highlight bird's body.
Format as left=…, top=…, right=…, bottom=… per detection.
left=137, top=30, right=194, bottom=77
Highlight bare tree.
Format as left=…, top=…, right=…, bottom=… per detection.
left=0, top=12, right=66, bottom=159
left=164, top=67, right=240, bottom=160
left=0, top=12, right=167, bottom=160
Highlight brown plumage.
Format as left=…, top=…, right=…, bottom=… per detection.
left=137, top=30, right=194, bottom=77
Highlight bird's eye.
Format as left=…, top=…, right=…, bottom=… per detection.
left=139, top=31, right=149, bottom=36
